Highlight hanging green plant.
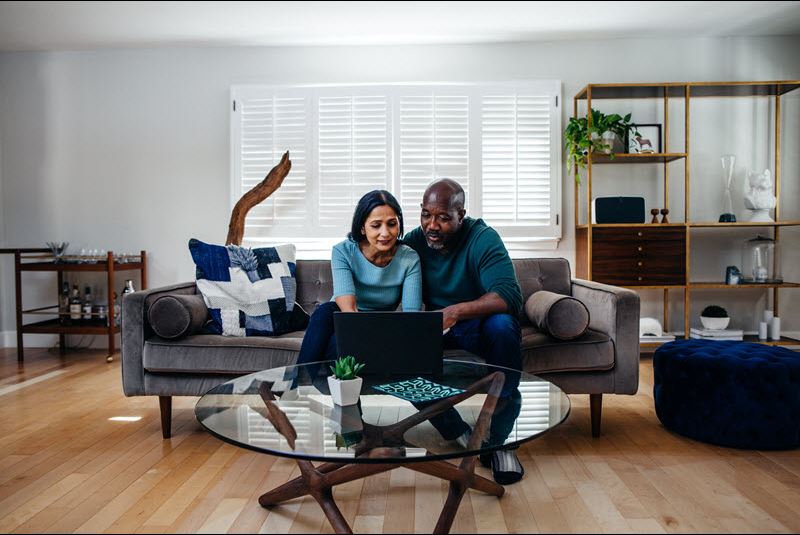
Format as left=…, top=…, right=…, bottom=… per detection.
left=565, top=109, right=638, bottom=183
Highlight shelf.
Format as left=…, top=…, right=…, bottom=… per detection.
left=689, top=221, right=800, bottom=228
left=591, top=153, right=686, bottom=164
left=625, top=285, right=686, bottom=290
left=689, top=282, right=800, bottom=289
left=575, top=81, right=800, bottom=100
left=690, top=82, right=800, bottom=98
left=575, top=84, right=688, bottom=100
left=19, top=261, right=144, bottom=272
left=576, top=223, right=686, bottom=229
left=21, top=318, right=120, bottom=335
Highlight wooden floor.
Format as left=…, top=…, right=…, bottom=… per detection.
left=1, top=348, right=799, bottom=534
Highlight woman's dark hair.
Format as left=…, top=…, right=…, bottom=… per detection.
left=348, top=190, right=404, bottom=243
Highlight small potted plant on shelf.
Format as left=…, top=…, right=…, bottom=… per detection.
left=700, top=305, right=730, bottom=330
left=328, top=355, right=365, bottom=406
left=565, top=109, right=638, bottom=182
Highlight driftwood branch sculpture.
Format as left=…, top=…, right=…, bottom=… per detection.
left=226, top=151, right=292, bottom=246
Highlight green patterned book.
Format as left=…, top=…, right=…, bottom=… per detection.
left=372, top=377, right=465, bottom=402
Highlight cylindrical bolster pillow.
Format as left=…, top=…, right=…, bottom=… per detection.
left=147, top=294, right=209, bottom=340
left=524, top=290, right=590, bottom=340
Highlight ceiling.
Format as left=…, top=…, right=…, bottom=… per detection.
left=1, top=1, right=799, bottom=52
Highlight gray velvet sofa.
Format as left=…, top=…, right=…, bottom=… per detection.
left=121, top=258, right=640, bottom=439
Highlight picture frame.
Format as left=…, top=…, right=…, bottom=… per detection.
left=627, top=123, right=662, bottom=154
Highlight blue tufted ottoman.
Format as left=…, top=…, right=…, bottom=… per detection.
left=654, top=339, right=800, bottom=449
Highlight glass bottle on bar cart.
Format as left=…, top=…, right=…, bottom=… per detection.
left=69, top=285, right=82, bottom=322
left=59, top=282, right=71, bottom=325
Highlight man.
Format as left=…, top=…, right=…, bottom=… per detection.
left=403, top=178, right=525, bottom=485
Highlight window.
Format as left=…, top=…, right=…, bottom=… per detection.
left=231, top=82, right=561, bottom=255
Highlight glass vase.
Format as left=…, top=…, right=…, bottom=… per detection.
left=719, top=154, right=737, bottom=222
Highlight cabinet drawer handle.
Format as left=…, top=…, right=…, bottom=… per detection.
left=637, top=246, right=643, bottom=252
left=638, top=261, right=643, bottom=267
left=638, top=277, right=643, bottom=282
left=637, top=232, right=643, bottom=237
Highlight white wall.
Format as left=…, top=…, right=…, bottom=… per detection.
left=1, top=35, right=799, bottom=345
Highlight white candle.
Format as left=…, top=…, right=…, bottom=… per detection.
left=770, top=317, right=781, bottom=341
left=764, top=309, right=774, bottom=324
left=759, top=322, right=768, bottom=340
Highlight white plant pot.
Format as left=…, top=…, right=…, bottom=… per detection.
left=700, top=316, right=730, bottom=330
left=328, top=376, right=363, bottom=406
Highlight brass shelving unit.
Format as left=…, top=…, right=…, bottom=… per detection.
left=573, top=81, right=800, bottom=350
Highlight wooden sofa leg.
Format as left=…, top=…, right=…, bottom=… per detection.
left=590, top=394, right=602, bottom=438
left=159, top=396, right=172, bottom=439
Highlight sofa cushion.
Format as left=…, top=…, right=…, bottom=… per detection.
left=148, top=294, right=209, bottom=340
left=444, top=327, right=613, bottom=374
left=143, top=332, right=305, bottom=374
left=524, top=290, right=590, bottom=340
left=189, top=239, right=308, bottom=336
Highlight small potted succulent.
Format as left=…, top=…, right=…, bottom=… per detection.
left=328, top=355, right=365, bottom=406
left=700, top=305, right=730, bottom=330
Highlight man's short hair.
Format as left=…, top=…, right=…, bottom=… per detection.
left=424, top=178, right=465, bottom=211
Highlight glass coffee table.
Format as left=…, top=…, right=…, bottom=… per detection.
left=195, top=359, right=570, bottom=534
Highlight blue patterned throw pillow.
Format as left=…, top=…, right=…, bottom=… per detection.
left=189, top=239, right=309, bottom=336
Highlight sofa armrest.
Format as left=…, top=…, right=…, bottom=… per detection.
left=121, top=281, right=198, bottom=396
left=570, top=278, right=640, bottom=394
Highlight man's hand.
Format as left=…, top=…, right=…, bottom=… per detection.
left=440, top=293, right=508, bottom=331
left=442, top=304, right=462, bottom=330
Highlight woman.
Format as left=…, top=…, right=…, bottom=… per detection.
left=296, top=190, right=422, bottom=370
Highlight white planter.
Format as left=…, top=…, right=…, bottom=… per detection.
left=328, top=376, right=363, bottom=406
left=700, top=316, right=730, bottom=330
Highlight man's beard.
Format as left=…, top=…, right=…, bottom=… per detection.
left=425, top=233, right=445, bottom=250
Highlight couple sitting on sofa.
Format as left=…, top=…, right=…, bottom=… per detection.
left=299, top=178, right=526, bottom=485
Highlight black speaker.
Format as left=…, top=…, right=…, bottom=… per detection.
left=592, top=196, right=646, bottom=224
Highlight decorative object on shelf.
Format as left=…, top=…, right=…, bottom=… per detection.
left=764, top=309, right=774, bottom=324
left=759, top=321, right=768, bottom=340
left=770, top=316, right=781, bottom=341
left=689, top=327, right=743, bottom=341
left=45, top=241, right=69, bottom=263
left=719, top=154, right=737, bottom=222
left=700, top=305, right=730, bottom=330
left=741, top=235, right=782, bottom=283
left=639, top=317, right=676, bottom=344
left=565, top=109, right=637, bottom=180
left=591, top=196, right=646, bottom=224
left=328, top=355, right=365, bottom=406
left=627, top=123, right=661, bottom=154
left=725, top=265, right=741, bottom=285
left=743, top=168, right=777, bottom=222
left=650, top=208, right=660, bottom=223
left=659, top=208, right=670, bottom=224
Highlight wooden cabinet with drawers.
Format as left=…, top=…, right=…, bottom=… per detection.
left=587, top=226, right=686, bottom=286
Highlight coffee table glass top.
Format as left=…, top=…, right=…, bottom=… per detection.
left=195, top=360, right=570, bottom=463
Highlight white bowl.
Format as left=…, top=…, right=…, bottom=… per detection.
left=700, top=316, right=730, bottom=330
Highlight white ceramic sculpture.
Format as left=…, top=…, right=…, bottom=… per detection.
left=743, top=169, right=777, bottom=222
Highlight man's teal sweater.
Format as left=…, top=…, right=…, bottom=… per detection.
left=403, top=217, right=522, bottom=316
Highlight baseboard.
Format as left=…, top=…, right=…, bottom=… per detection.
left=1, top=331, right=117, bottom=349
left=1, top=331, right=59, bottom=348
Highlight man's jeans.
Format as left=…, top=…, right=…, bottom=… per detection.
left=422, top=314, right=523, bottom=446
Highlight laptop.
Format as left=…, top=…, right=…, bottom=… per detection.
left=333, top=311, right=444, bottom=376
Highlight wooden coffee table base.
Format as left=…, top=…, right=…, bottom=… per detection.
left=258, top=454, right=504, bottom=534
left=257, top=372, right=508, bottom=534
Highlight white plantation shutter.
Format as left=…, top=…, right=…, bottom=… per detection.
left=235, top=94, right=309, bottom=234
left=481, top=94, right=555, bottom=232
left=232, top=82, right=560, bottom=253
left=398, top=95, right=470, bottom=224
left=318, top=95, right=390, bottom=228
